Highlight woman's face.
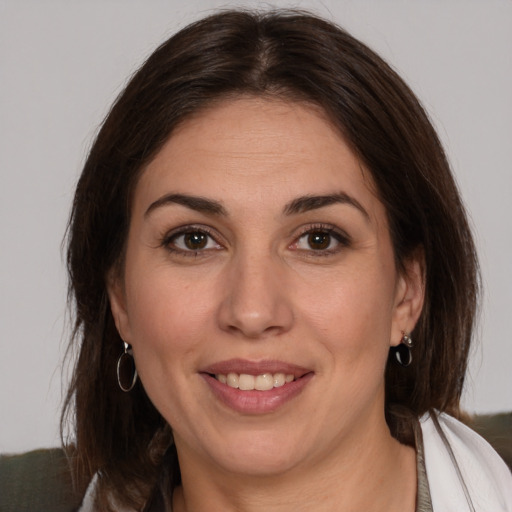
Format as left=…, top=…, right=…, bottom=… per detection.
left=109, top=97, right=423, bottom=477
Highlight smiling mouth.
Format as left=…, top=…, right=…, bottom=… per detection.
left=213, top=372, right=296, bottom=391
left=201, top=362, right=313, bottom=413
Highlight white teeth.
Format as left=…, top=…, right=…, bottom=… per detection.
left=226, top=373, right=239, bottom=388
left=215, top=372, right=296, bottom=390
left=255, top=373, right=274, bottom=391
left=273, top=373, right=286, bottom=388
left=239, top=374, right=255, bottom=390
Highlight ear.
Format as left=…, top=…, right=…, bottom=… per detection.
left=106, top=269, right=133, bottom=343
left=390, top=248, right=425, bottom=346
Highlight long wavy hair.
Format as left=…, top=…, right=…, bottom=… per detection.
left=63, top=9, right=479, bottom=510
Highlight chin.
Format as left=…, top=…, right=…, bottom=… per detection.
left=204, top=429, right=309, bottom=477
left=217, top=449, right=301, bottom=477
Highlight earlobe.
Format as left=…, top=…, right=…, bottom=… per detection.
left=390, top=250, right=425, bottom=346
left=106, top=272, right=132, bottom=343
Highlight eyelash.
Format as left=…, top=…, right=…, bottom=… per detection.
left=292, top=223, right=351, bottom=256
left=160, top=223, right=351, bottom=258
left=160, top=224, right=222, bottom=258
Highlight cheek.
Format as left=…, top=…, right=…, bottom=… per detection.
left=124, top=278, right=210, bottom=427
left=125, top=260, right=214, bottom=340
left=302, top=263, right=396, bottom=346
left=300, top=266, right=397, bottom=413
left=122, top=270, right=211, bottom=390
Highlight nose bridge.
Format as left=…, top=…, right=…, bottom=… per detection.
left=218, top=246, right=294, bottom=338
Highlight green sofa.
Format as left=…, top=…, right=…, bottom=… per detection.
left=470, top=412, right=512, bottom=471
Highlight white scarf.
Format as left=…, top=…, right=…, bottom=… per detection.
left=421, top=412, right=512, bottom=511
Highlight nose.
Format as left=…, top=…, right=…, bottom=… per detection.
left=217, top=252, right=294, bottom=339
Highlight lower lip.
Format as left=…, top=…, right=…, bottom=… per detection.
left=201, top=373, right=314, bottom=414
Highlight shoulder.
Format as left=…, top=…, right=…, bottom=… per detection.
left=420, top=412, right=512, bottom=512
left=0, top=448, right=84, bottom=512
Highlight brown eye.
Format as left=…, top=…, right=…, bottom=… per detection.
left=293, top=227, right=349, bottom=255
left=307, top=232, right=331, bottom=250
left=184, top=232, right=208, bottom=250
left=167, top=229, right=221, bottom=253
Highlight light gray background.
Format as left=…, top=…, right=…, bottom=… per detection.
left=1, top=0, right=511, bottom=454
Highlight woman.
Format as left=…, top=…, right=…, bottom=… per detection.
left=61, top=9, right=511, bottom=512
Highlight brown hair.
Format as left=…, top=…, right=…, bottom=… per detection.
left=63, top=9, right=479, bottom=510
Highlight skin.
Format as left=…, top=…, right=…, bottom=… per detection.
left=109, top=97, right=425, bottom=512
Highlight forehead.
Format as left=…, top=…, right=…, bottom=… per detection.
left=136, top=97, right=381, bottom=218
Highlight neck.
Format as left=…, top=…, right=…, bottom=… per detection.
left=171, top=420, right=416, bottom=512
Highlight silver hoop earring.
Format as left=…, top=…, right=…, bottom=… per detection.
left=117, top=341, right=138, bottom=392
left=394, top=333, right=413, bottom=367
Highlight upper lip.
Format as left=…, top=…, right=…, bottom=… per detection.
left=201, top=359, right=312, bottom=378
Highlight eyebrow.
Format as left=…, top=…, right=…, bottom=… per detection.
left=145, top=193, right=227, bottom=218
left=144, top=191, right=369, bottom=221
left=283, top=193, right=370, bottom=221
